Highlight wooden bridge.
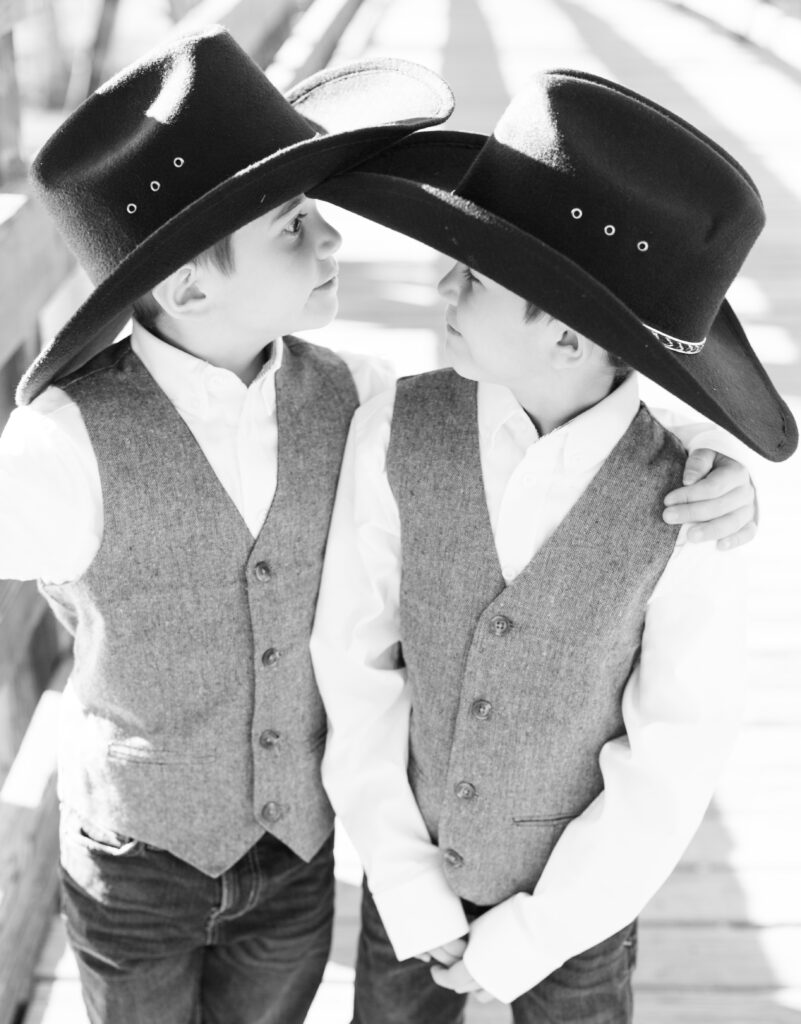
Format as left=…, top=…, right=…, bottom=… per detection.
left=1, top=0, right=800, bottom=1021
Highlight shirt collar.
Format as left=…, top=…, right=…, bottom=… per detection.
left=130, top=320, right=283, bottom=418
left=478, top=372, right=641, bottom=471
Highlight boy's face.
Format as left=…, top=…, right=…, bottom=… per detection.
left=206, top=195, right=341, bottom=343
left=438, top=262, right=553, bottom=387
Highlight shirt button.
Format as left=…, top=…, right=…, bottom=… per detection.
left=261, top=648, right=280, bottom=667
left=471, top=699, right=493, bottom=720
left=442, top=848, right=464, bottom=869
left=259, top=729, right=280, bottom=749
left=489, top=615, right=512, bottom=636
left=262, top=801, right=283, bottom=823
left=253, top=561, right=271, bottom=582
left=454, top=781, right=476, bottom=801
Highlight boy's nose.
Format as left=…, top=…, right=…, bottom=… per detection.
left=437, top=262, right=461, bottom=300
left=317, top=211, right=342, bottom=256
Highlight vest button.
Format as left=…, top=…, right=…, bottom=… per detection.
left=261, top=647, right=280, bottom=667
left=471, top=699, right=493, bottom=720
left=259, top=729, right=280, bottom=749
left=489, top=615, right=512, bottom=636
left=442, top=848, right=464, bottom=869
left=253, top=561, right=271, bottom=582
left=454, top=781, right=476, bottom=801
left=262, top=801, right=284, bottom=823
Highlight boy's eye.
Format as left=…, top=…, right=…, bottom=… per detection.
left=461, top=265, right=478, bottom=284
left=285, top=212, right=307, bottom=236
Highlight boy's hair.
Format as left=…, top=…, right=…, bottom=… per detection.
left=132, top=234, right=235, bottom=333
left=524, top=299, right=631, bottom=387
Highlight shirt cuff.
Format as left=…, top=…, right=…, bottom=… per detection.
left=462, top=894, right=562, bottom=1004
left=371, top=868, right=470, bottom=961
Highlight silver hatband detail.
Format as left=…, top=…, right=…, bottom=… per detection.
left=643, top=323, right=706, bottom=355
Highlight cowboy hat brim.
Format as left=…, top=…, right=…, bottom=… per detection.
left=313, top=131, right=797, bottom=462
left=17, top=59, right=454, bottom=405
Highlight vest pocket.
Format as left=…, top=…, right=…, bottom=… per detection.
left=512, top=813, right=574, bottom=826
left=106, top=740, right=215, bottom=764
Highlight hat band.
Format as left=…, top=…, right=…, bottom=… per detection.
left=643, top=322, right=706, bottom=355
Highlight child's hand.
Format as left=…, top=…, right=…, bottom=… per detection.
left=416, top=937, right=468, bottom=966
left=663, top=449, right=757, bottom=551
left=430, top=958, right=493, bottom=1001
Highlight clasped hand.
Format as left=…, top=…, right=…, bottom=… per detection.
left=415, top=938, right=495, bottom=1003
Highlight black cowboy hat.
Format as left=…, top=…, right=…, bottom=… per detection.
left=16, top=25, right=454, bottom=405
left=313, top=69, right=797, bottom=462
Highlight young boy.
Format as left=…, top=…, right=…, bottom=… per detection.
left=310, top=71, right=797, bottom=1023
left=0, top=27, right=456, bottom=1024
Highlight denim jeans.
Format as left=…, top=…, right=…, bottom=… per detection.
left=59, top=806, right=334, bottom=1024
left=353, top=883, right=637, bottom=1024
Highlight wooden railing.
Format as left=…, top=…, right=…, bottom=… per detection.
left=665, top=0, right=801, bottom=71
left=0, top=1, right=367, bottom=1021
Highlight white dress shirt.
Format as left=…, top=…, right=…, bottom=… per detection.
left=310, top=373, right=746, bottom=1003
left=0, top=322, right=394, bottom=583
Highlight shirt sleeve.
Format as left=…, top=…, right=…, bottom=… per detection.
left=310, top=386, right=469, bottom=959
left=0, top=388, right=102, bottom=583
left=646, top=396, right=752, bottom=466
left=461, top=538, right=748, bottom=1003
left=337, top=350, right=397, bottom=405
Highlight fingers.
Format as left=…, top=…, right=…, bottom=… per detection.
left=665, top=454, right=751, bottom=506
left=685, top=506, right=755, bottom=544
left=430, top=961, right=482, bottom=994
left=681, top=446, right=716, bottom=485
left=427, top=938, right=468, bottom=967
left=662, top=483, right=754, bottom=525
left=429, top=949, right=460, bottom=967
left=715, top=520, right=757, bottom=552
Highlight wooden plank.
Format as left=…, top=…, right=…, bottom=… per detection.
left=168, top=0, right=299, bottom=60
left=0, top=193, right=74, bottom=371
left=23, top=982, right=87, bottom=1024
left=0, top=580, right=49, bottom=677
left=636, top=925, right=801, bottom=988
left=644, top=866, right=801, bottom=926
left=0, top=30, right=23, bottom=183
left=0, top=0, right=46, bottom=36
left=0, top=657, right=38, bottom=787
left=269, top=0, right=366, bottom=90
left=683, top=811, right=801, bottom=868
left=0, top=667, right=68, bottom=1024
left=633, top=990, right=801, bottom=1023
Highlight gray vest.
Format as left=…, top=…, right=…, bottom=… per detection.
left=43, top=337, right=358, bottom=876
left=386, top=370, right=684, bottom=905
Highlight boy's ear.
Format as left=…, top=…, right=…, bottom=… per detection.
left=151, top=263, right=207, bottom=318
left=551, top=325, right=584, bottom=369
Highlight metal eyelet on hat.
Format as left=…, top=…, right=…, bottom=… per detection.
left=173, top=157, right=184, bottom=168
left=150, top=181, right=161, bottom=192
left=126, top=203, right=137, bottom=214
left=604, top=225, right=616, bottom=236
left=571, top=208, right=583, bottom=219
left=637, top=240, right=649, bottom=252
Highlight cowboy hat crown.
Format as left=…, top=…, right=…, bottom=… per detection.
left=455, top=71, right=764, bottom=354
